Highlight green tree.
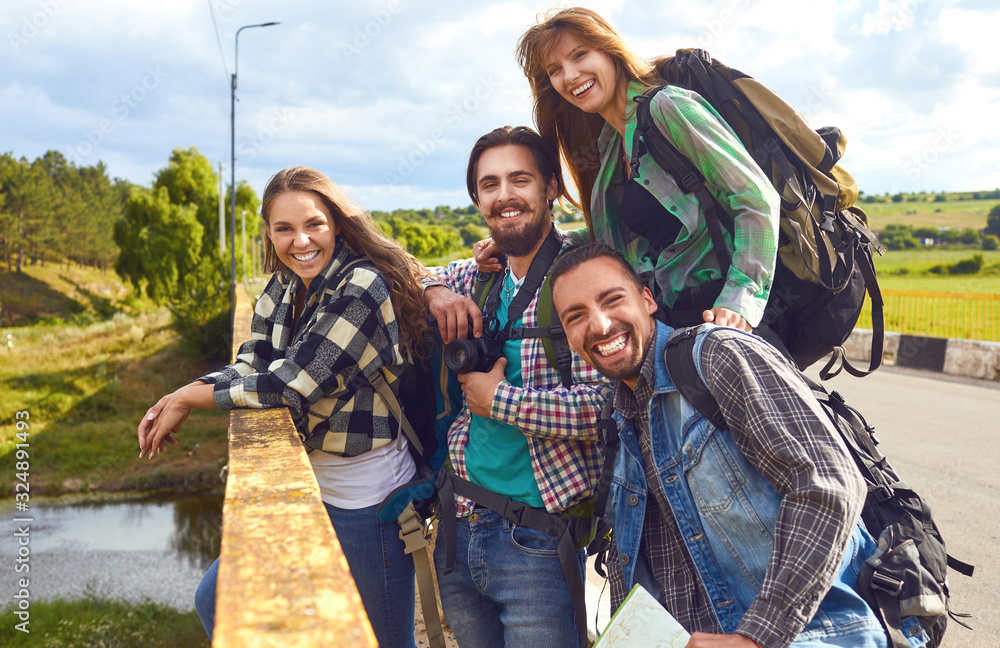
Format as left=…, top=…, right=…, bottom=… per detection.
left=878, top=224, right=918, bottom=250
left=114, top=186, right=204, bottom=302
left=0, top=154, right=53, bottom=272
left=959, top=228, right=980, bottom=246
left=154, top=147, right=221, bottom=258
left=986, top=203, right=1000, bottom=237
left=114, top=148, right=257, bottom=358
left=912, top=227, right=938, bottom=244
left=458, top=223, right=486, bottom=247
left=0, top=151, right=127, bottom=273
left=227, top=179, right=262, bottom=277
left=982, top=234, right=999, bottom=251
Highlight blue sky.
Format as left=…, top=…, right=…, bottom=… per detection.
left=2, top=0, right=998, bottom=211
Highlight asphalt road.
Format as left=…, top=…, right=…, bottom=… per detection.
left=807, top=364, right=1000, bottom=648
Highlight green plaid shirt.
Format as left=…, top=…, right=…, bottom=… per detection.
left=590, top=82, right=779, bottom=326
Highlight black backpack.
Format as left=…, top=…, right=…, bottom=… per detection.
left=661, top=326, right=974, bottom=647
left=631, top=48, right=885, bottom=378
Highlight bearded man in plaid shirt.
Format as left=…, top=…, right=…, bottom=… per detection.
left=423, top=126, right=612, bottom=648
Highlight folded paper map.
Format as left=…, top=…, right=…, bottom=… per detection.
left=594, top=584, right=691, bottom=647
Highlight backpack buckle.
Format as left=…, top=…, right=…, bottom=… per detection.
left=680, top=171, right=703, bottom=193
left=872, top=570, right=904, bottom=596
left=872, top=484, right=895, bottom=503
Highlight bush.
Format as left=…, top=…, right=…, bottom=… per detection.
left=987, top=203, right=1000, bottom=237
left=983, top=234, right=999, bottom=251
left=948, top=254, right=985, bottom=275
left=168, top=258, right=231, bottom=363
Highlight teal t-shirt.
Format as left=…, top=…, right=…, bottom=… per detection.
left=464, top=271, right=544, bottom=508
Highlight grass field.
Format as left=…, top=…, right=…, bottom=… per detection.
left=857, top=198, right=996, bottom=231
left=1, top=266, right=229, bottom=497
left=872, top=249, right=1000, bottom=293
left=0, top=597, right=210, bottom=647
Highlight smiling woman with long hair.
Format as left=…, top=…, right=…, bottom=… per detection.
left=136, top=166, right=428, bottom=648
left=515, top=7, right=780, bottom=334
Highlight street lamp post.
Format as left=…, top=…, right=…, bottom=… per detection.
left=241, top=209, right=247, bottom=284
left=230, top=21, right=279, bottom=325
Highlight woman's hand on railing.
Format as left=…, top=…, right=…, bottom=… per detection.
left=138, top=381, right=216, bottom=459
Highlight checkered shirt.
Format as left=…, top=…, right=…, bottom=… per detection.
left=427, top=229, right=613, bottom=516
left=200, top=241, right=405, bottom=457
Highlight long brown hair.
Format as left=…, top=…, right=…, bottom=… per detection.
left=516, top=7, right=659, bottom=227
left=260, top=166, right=430, bottom=355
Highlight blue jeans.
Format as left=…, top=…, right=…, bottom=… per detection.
left=195, top=501, right=416, bottom=648
left=434, top=507, right=585, bottom=648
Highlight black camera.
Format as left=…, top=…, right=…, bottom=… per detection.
left=443, top=333, right=504, bottom=374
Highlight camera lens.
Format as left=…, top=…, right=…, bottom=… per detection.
left=444, top=339, right=478, bottom=374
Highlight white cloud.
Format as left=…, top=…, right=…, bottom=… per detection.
left=938, top=7, right=1000, bottom=78
left=3, top=0, right=999, bottom=207
left=861, top=0, right=923, bottom=36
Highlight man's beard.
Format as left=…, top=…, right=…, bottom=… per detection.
left=489, top=206, right=551, bottom=258
left=584, top=323, right=650, bottom=382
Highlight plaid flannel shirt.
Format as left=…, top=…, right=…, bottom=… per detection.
left=200, top=241, right=404, bottom=457
left=427, top=228, right=613, bottom=516
left=590, top=81, right=780, bottom=326
left=611, top=325, right=867, bottom=648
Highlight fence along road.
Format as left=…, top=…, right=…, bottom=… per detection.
left=857, top=290, right=1000, bottom=342
left=806, top=362, right=1000, bottom=648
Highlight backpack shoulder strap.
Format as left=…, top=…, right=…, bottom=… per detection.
left=475, top=232, right=576, bottom=387
left=632, top=87, right=733, bottom=272
left=536, top=258, right=575, bottom=388
left=663, top=327, right=728, bottom=431
left=473, top=270, right=500, bottom=311
left=363, top=365, right=423, bottom=456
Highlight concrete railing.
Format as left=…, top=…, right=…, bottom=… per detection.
left=213, top=286, right=376, bottom=647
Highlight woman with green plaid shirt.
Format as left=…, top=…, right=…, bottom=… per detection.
left=136, top=166, right=430, bottom=648
left=512, top=7, right=780, bottom=333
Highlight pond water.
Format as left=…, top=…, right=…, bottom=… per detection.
left=1, top=493, right=223, bottom=610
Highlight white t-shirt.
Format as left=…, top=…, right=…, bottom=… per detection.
left=309, top=433, right=418, bottom=509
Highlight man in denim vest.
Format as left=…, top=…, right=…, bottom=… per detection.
left=550, top=243, right=901, bottom=648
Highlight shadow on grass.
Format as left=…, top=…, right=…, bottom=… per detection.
left=1, top=335, right=229, bottom=496
left=0, top=270, right=87, bottom=326
left=60, top=273, right=120, bottom=319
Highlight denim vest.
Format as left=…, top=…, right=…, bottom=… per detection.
left=609, top=324, right=922, bottom=646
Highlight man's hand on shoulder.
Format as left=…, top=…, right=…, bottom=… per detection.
left=685, top=632, right=760, bottom=648
left=457, top=357, right=507, bottom=418
left=425, top=285, right=483, bottom=343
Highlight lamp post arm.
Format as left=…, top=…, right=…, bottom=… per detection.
left=229, top=20, right=280, bottom=327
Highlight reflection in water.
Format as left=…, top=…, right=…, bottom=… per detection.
left=170, top=496, right=224, bottom=570
left=1, top=494, right=224, bottom=565
left=0, top=493, right=225, bottom=609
